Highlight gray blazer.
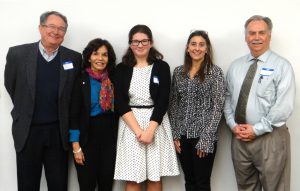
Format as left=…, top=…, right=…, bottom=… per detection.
left=4, top=42, right=82, bottom=152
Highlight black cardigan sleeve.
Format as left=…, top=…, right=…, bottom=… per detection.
left=150, top=60, right=171, bottom=124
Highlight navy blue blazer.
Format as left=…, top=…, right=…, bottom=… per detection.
left=114, top=59, right=171, bottom=124
left=69, top=71, right=119, bottom=146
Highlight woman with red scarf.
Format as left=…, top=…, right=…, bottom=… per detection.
left=69, top=38, right=118, bottom=191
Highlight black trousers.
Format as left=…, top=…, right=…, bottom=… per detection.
left=75, top=114, right=116, bottom=191
left=16, top=122, right=68, bottom=191
left=178, top=136, right=217, bottom=191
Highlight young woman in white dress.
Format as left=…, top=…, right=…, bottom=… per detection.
left=114, top=24, right=179, bottom=191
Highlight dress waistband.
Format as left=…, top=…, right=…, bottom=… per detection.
left=130, top=105, right=154, bottom=109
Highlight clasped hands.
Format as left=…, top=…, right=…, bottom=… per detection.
left=135, top=127, right=155, bottom=145
left=232, top=124, right=256, bottom=142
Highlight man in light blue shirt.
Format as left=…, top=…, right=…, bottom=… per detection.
left=224, top=15, right=295, bottom=191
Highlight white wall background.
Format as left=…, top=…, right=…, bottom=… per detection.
left=0, top=0, right=299, bottom=190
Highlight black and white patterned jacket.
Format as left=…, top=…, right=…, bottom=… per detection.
left=168, top=65, right=225, bottom=153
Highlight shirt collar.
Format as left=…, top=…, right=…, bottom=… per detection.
left=247, top=49, right=271, bottom=63
left=38, top=41, right=59, bottom=61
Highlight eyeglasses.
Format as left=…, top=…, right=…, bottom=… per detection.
left=130, top=39, right=150, bottom=46
left=42, top=24, right=67, bottom=33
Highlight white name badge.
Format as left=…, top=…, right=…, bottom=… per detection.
left=63, top=61, right=74, bottom=70
left=153, top=76, right=159, bottom=84
left=260, top=68, right=274, bottom=76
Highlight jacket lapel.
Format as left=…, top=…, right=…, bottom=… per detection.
left=59, top=47, right=69, bottom=98
left=26, top=43, right=39, bottom=101
left=82, top=73, right=91, bottom=113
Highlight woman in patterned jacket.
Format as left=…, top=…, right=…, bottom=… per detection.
left=168, top=30, right=226, bottom=191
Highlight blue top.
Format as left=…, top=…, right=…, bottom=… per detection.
left=90, top=76, right=103, bottom=116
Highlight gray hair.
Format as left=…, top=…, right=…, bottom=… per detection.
left=244, top=15, right=273, bottom=32
left=40, top=11, right=68, bottom=30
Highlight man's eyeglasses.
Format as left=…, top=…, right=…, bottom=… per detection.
left=130, top=39, right=150, bottom=46
left=42, top=24, right=67, bottom=33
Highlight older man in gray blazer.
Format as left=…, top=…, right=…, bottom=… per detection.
left=4, top=11, right=81, bottom=191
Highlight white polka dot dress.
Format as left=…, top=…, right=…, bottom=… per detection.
left=114, top=65, right=179, bottom=183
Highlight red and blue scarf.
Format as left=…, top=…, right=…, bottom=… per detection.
left=86, top=68, right=114, bottom=112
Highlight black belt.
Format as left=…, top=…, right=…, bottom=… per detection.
left=272, top=124, right=287, bottom=129
left=130, top=105, right=154, bottom=108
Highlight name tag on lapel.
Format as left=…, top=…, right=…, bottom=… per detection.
left=153, top=76, right=159, bottom=84
left=63, top=61, right=74, bottom=70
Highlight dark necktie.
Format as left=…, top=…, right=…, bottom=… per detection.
left=235, top=58, right=258, bottom=124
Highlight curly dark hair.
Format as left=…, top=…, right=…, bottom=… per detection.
left=82, top=38, right=116, bottom=73
left=122, top=24, right=163, bottom=66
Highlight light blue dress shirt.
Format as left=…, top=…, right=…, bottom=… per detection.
left=224, top=50, right=296, bottom=136
left=38, top=41, right=59, bottom=62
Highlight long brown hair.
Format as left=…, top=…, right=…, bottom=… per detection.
left=183, top=30, right=214, bottom=82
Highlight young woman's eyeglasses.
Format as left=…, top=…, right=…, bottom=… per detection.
left=130, top=39, right=150, bottom=46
